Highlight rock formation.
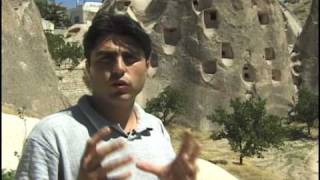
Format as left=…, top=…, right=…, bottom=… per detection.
left=2, top=0, right=69, bottom=117
left=98, top=0, right=295, bottom=130
left=290, top=0, right=318, bottom=95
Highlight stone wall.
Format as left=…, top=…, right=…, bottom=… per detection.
left=55, top=62, right=91, bottom=105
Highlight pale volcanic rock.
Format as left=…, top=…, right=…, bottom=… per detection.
left=102, top=0, right=295, bottom=130
left=2, top=0, right=69, bottom=117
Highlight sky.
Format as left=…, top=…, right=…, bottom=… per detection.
left=55, top=0, right=102, bottom=9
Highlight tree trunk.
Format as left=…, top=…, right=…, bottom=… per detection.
left=307, top=125, right=311, bottom=136
left=239, top=155, right=243, bottom=165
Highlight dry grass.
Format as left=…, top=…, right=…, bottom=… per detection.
left=167, top=123, right=318, bottom=180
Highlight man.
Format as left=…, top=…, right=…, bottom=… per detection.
left=16, top=11, right=200, bottom=180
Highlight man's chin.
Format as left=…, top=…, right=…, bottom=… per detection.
left=110, top=93, right=134, bottom=102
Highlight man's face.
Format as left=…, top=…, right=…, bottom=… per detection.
left=86, top=34, right=149, bottom=104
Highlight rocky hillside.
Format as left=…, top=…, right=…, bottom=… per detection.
left=290, top=0, right=318, bottom=94
left=281, top=0, right=313, bottom=26
left=101, top=0, right=295, bottom=130
left=2, top=0, right=69, bottom=117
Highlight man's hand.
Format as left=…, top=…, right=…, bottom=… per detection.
left=136, top=131, right=201, bottom=180
left=78, top=127, right=133, bottom=180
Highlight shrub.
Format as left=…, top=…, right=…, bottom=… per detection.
left=45, top=31, right=84, bottom=68
left=145, top=86, right=187, bottom=126
left=208, top=96, right=286, bottom=165
left=35, top=0, right=71, bottom=28
left=294, top=88, right=319, bottom=135
left=2, top=169, right=15, bottom=180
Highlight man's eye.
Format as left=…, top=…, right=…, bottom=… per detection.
left=99, top=55, right=115, bottom=63
left=123, top=53, right=140, bottom=64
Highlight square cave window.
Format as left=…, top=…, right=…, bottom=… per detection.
left=124, top=0, right=131, bottom=6
left=258, top=11, right=270, bottom=25
left=204, top=9, right=219, bottom=29
left=163, top=27, right=181, bottom=46
left=293, top=65, right=302, bottom=73
left=202, top=60, right=217, bottom=74
left=264, top=47, right=275, bottom=60
left=252, top=0, right=257, bottom=6
left=292, top=74, right=302, bottom=86
left=272, top=69, right=281, bottom=81
left=242, top=64, right=256, bottom=82
left=193, top=0, right=199, bottom=11
left=221, top=42, right=234, bottom=59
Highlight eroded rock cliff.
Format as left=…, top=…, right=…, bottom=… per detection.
left=100, top=0, right=295, bottom=130
left=2, top=0, right=69, bottom=117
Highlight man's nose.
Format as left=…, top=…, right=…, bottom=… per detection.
left=111, top=56, right=126, bottom=77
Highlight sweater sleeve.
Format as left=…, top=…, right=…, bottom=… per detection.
left=15, top=138, right=59, bottom=180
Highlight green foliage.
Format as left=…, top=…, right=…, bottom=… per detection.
left=208, top=97, right=285, bottom=165
left=45, top=31, right=84, bottom=68
left=293, top=88, right=319, bottom=135
left=145, top=86, right=187, bottom=126
left=2, top=169, right=15, bottom=180
left=34, top=0, right=71, bottom=28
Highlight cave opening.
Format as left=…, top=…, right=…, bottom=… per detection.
left=163, top=27, right=181, bottom=46
left=221, top=42, right=234, bottom=59
left=264, top=47, right=275, bottom=60
left=258, top=11, right=270, bottom=25
left=202, top=60, right=217, bottom=74
left=272, top=69, right=281, bottom=81
left=204, top=9, right=219, bottom=29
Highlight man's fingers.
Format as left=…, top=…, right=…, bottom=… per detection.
left=89, top=127, right=112, bottom=148
left=104, top=156, right=134, bottom=173
left=178, top=131, right=193, bottom=156
left=97, top=139, right=126, bottom=157
left=189, top=140, right=201, bottom=163
left=136, top=161, right=165, bottom=176
left=181, top=154, right=198, bottom=177
left=82, top=127, right=112, bottom=171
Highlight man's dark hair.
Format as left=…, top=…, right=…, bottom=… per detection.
left=83, top=11, right=152, bottom=61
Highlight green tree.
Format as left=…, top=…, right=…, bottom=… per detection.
left=35, top=0, right=71, bottom=28
left=294, top=88, right=319, bottom=135
left=45, top=31, right=84, bottom=68
left=145, top=86, right=187, bottom=126
left=208, top=97, right=285, bottom=165
left=2, top=169, right=15, bottom=180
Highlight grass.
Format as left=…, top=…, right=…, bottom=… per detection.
left=166, top=122, right=318, bottom=180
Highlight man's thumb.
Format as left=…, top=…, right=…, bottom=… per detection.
left=136, top=161, right=165, bottom=176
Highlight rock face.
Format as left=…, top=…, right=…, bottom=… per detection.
left=100, top=0, right=295, bottom=130
left=291, top=0, right=318, bottom=94
left=2, top=0, right=69, bottom=117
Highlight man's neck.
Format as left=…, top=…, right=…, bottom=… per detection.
left=90, top=96, right=137, bottom=133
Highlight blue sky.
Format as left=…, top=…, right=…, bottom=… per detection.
left=55, top=0, right=102, bottom=9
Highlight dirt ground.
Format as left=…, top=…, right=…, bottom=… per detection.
left=167, top=123, right=319, bottom=180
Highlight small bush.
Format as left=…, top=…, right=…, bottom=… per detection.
left=145, top=86, right=187, bottom=126
left=45, top=31, right=84, bottom=68
left=208, top=96, right=286, bottom=165
left=2, top=169, right=15, bottom=180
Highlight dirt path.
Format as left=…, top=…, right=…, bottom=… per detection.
left=307, top=144, right=318, bottom=180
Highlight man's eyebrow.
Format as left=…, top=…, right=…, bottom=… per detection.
left=95, top=51, right=117, bottom=57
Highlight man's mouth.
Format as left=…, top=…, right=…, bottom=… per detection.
left=112, top=80, right=130, bottom=91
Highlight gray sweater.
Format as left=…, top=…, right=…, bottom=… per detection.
left=15, top=95, right=176, bottom=180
